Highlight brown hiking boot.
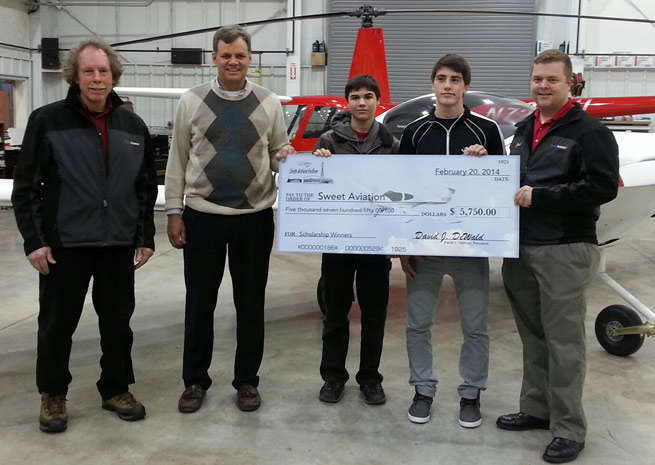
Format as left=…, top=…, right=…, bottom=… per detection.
left=39, top=393, right=68, bottom=433
left=102, top=392, right=146, bottom=421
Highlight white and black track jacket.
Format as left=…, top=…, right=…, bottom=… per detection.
left=399, top=105, right=505, bottom=156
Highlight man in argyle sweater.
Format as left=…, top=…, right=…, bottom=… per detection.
left=165, top=25, right=294, bottom=414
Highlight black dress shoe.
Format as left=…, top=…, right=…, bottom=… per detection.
left=543, top=437, right=585, bottom=463
left=360, top=382, right=386, bottom=405
left=319, top=380, right=345, bottom=403
left=496, top=412, right=550, bottom=431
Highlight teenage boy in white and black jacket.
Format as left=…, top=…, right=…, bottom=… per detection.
left=399, top=54, right=505, bottom=429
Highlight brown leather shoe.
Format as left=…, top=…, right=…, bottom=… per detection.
left=178, top=385, right=206, bottom=413
left=236, top=384, right=261, bottom=412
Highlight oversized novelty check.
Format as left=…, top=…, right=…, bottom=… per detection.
left=277, top=154, right=519, bottom=258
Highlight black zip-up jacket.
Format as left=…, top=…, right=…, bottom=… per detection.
left=510, top=102, right=619, bottom=245
left=314, top=110, right=399, bottom=154
left=12, top=87, right=157, bottom=255
left=399, top=105, right=505, bottom=156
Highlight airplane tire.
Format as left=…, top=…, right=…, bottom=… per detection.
left=594, top=305, right=645, bottom=356
left=317, top=276, right=326, bottom=315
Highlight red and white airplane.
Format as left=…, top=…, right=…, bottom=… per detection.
left=2, top=7, right=654, bottom=354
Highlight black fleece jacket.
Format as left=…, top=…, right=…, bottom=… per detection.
left=510, top=102, right=619, bottom=245
left=12, top=87, right=157, bottom=255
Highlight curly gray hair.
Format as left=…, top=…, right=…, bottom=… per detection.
left=62, top=39, right=123, bottom=86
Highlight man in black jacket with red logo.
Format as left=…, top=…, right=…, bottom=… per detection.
left=12, top=39, right=157, bottom=433
left=496, top=50, right=619, bottom=463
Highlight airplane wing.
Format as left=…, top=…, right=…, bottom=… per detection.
left=0, top=179, right=11, bottom=207
left=612, top=132, right=655, bottom=168
left=114, top=87, right=188, bottom=98
left=597, top=132, right=655, bottom=245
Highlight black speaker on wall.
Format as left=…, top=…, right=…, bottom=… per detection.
left=41, top=38, right=60, bottom=69
left=171, top=48, right=203, bottom=65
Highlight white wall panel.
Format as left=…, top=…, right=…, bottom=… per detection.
left=0, top=1, right=31, bottom=76
left=8, top=0, right=653, bottom=128
left=45, top=0, right=292, bottom=66
left=580, top=0, right=655, bottom=55
left=537, top=1, right=655, bottom=101
left=33, top=0, right=328, bottom=125
left=585, top=68, right=655, bottom=97
left=0, top=55, right=31, bottom=79
left=0, top=2, right=30, bottom=50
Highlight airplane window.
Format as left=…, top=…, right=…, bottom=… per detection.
left=283, top=105, right=306, bottom=138
left=303, top=106, right=338, bottom=139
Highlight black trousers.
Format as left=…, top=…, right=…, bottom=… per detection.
left=37, top=246, right=136, bottom=399
left=182, top=207, right=274, bottom=390
left=320, top=253, right=390, bottom=385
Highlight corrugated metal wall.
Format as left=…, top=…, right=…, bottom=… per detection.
left=327, top=1, right=537, bottom=101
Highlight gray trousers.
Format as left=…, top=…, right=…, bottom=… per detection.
left=406, top=256, right=490, bottom=399
left=502, top=243, right=599, bottom=443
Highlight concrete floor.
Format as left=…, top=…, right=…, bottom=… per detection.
left=0, top=207, right=654, bottom=465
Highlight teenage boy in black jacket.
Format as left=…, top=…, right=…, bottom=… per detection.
left=399, top=54, right=505, bottom=429
left=314, top=74, right=399, bottom=405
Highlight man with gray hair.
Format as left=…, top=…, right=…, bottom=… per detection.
left=12, top=39, right=157, bottom=433
left=166, top=25, right=294, bottom=414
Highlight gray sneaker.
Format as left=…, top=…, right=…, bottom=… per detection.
left=459, top=394, right=482, bottom=428
left=408, top=392, right=433, bottom=423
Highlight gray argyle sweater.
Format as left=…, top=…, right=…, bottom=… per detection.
left=165, top=80, right=289, bottom=214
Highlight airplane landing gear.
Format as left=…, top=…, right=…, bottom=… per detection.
left=594, top=249, right=655, bottom=356
left=594, top=305, right=646, bottom=356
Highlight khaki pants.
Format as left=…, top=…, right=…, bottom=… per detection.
left=502, top=243, right=599, bottom=442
